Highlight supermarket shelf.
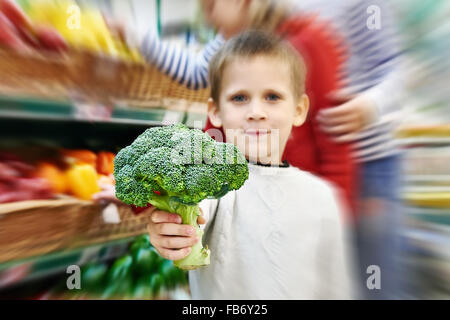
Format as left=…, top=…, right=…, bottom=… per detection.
left=0, top=236, right=139, bottom=290
left=406, top=208, right=450, bottom=227
left=400, top=125, right=450, bottom=299
left=409, top=214, right=450, bottom=227
left=0, top=96, right=208, bottom=147
left=0, top=94, right=208, bottom=127
left=402, top=228, right=450, bottom=260
left=404, top=175, right=450, bottom=182
left=0, top=95, right=166, bottom=150
left=0, top=110, right=163, bottom=127
left=406, top=206, right=450, bottom=216
left=0, top=94, right=176, bottom=124
left=0, top=197, right=153, bottom=264
left=397, top=125, right=450, bottom=138
left=0, top=113, right=161, bottom=151
left=403, top=186, right=450, bottom=193
left=403, top=192, right=450, bottom=208
left=0, top=198, right=90, bottom=215
left=397, top=137, right=450, bottom=146
left=401, top=255, right=450, bottom=299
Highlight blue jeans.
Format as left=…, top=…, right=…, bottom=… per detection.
left=354, top=154, right=405, bottom=299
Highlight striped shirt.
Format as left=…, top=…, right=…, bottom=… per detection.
left=140, top=29, right=225, bottom=90
left=140, top=0, right=403, bottom=162
left=295, top=0, right=404, bottom=162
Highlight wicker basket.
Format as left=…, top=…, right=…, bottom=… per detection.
left=0, top=198, right=152, bottom=264
left=69, top=202, right=153, bottom=249
left=0, top=48, right=210, bottom=112
left=0, top=49, right=77, bottom=101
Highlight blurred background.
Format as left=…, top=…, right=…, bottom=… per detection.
left=0, top=0, right=448, bottom=300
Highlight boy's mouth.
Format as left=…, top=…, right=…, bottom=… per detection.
left=244, top=129, right=271, bottom=137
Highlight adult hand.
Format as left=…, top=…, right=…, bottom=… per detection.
left=317, top=92, right=379, bottom=142
left=92, top=184, right=123, bottom=205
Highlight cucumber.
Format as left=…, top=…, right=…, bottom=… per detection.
left=80, top=263, right=108, bottom=293
left=132, top=247, right=161, bottom=276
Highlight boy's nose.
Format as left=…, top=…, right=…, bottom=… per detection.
left=246, top=103, right=268, bottom=121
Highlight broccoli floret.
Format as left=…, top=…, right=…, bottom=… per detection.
left=114, top=124, right=249, bottom=270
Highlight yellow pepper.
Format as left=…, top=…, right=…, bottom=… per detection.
left=66, top=164, right=100, bottom=200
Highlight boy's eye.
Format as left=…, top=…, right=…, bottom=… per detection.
left=231, top=94, right=248, bottom=103
left=266, top=93, right=280, bottom=101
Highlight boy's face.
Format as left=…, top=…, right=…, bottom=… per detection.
left=208, top=55, right=309, bottom=165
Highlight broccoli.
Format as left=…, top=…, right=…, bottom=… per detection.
left=114, top=124, right=249, bottom=270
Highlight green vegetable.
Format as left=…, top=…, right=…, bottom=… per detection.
left=114, top=124, right=249, bottom=270
left=134, top=274, right=163, bottom=299
left=132, top=247, right=161, bottom=276
left=132, top=277, right=152, bottom=300
left=101, top=275, right=134, bottom=300
left=107, top=255, right=133, bottom=282
left=158, top=259, right=177, bottom=289
left=129, top=235, right=152, bottom=256
left=176, top=268, right=189, bottom=286
left=101, top=283, right=118, bottom=300
left=136, top=234, right=150, bottom=245
left=80, top=263, right=108, bottom=293
left=132, top=234, right=150, bottom=247
left=102, top=255, right=134, bottom=299
left=115, top=274, right=134, bottom=298
left=150, top=274, right=163, bottom=298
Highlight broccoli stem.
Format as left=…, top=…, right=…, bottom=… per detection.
left=148, top=195, right=210, bottom=270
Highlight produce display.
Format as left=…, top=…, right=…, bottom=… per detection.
left=0, top=0, right=143, bottom=62
left=0, top=152, right=52, bottom=203
left=0, top=0, right=247, bottom=300
left=0, top=148, right=115, bottom=203
left=67, top=235, right=188, bottom=300
left=0, top=0, right=67, bottom=52
left=114, top=124, right=249, bottom=270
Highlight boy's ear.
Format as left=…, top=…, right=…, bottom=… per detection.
left=207, top=98, right=223, bottom=128
left=293, top=94, right=310, bottom=127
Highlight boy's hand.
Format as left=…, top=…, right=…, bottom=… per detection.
left=147, top=208, right=205, bottom=261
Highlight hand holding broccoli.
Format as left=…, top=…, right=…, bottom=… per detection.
left=147, top=208, right=206, bottom=261
left=113, top=124, right=248, bottom=269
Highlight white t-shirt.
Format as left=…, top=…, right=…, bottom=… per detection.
left=189, top=162, right=355, bottom=299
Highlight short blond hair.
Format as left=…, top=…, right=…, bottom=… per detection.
left=209, top=30, right=306, bottom=103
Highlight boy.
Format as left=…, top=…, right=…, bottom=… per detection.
left=147, top=31, right=354, bottom=299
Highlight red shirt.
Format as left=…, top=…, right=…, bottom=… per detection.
left=204, top=16, right=358, bottom=220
